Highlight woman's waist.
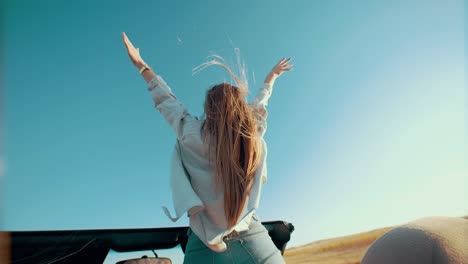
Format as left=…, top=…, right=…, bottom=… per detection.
left=222, top=214, right=265, bottom=240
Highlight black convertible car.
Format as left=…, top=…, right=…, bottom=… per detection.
left=3, top=220, right=294, bottom=263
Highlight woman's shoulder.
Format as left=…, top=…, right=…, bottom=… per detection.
left=180, top=116, right=206, bottom=142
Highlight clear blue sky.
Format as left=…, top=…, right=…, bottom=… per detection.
left=2, top=0, right=467, bottom=262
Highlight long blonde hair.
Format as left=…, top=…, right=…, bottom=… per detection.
left=194, top=54, right=260, bottom=228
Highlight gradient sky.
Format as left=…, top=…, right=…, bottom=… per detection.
left=2, top=0, right=467, bottom=263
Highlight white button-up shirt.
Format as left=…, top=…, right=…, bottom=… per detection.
left=148, top=75, right=273, bottom=252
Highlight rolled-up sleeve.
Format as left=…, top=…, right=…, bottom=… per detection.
left=250, top=83, right=273, bottom=136
left=148, top=75, right=191, bottom=139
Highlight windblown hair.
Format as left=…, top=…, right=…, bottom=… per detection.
left=193, top=54, right=260, bottom=229
left=205, top=83, right=260, bottom=229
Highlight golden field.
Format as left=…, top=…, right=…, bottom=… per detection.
left=283, top=227, right=393, bottom=264
left=284, top=215, right=468, bottom=264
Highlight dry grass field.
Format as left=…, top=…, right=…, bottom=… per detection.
left=284, top=227, right=393, bottom=264
left=285, top=215, right=468, bottom=263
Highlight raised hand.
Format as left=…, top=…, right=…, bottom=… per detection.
left=270, top=58, right=293, bottom=77
left=122, top=32, right=146, bottom=68
left=264, top=57, right=293, bottom=85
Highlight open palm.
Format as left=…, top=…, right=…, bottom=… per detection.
left=122, top=32, right=145, bottom=67
left=271, top=58, right=293, bottom=77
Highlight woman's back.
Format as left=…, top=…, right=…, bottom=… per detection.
left=177, top=118, right=225, bottom=225
left=170, top=108, right=269, bottom=247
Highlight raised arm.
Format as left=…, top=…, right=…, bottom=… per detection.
left=123, top=32, right=190, bottom=139
left=252, top=58, right=293, bottom=109
left=122, top=32, right=157, bottom=81
left=251, top=58, right=293, bottom=134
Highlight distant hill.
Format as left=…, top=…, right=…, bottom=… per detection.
left=284, top=216, right=468, bottom=264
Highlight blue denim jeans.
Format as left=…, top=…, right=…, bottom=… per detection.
left=183, top=215, right=284, bottom=264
